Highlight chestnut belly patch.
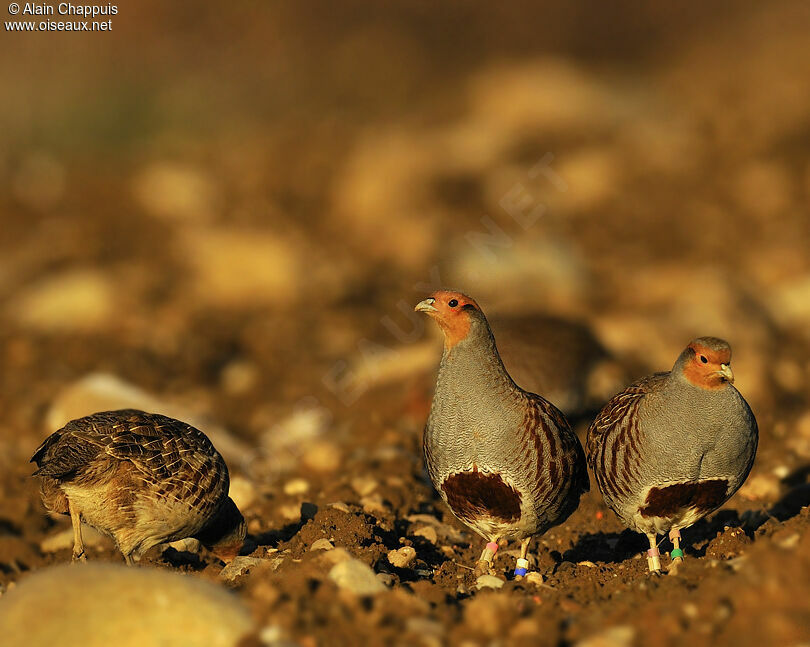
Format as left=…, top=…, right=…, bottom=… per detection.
left=640, top=479, right=729, bottom=518
left=441, top=471, right=522, bottom=523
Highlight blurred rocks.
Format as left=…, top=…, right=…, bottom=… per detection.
left=328, top=558, right=386, bottom=595
left=40, top=525, right=108, bottom=554
left=9, top=269, right=116, bottom=332
left=178, top=227, right=301, bottom=307
left=132, top=161, right=219, bottom=223
left=575, top=626, right=636, bottom=647
left=219, top=556, right=282, bottom=584
left=228, top=475, right=257, bottom=511
left=45, top=373, right=252, bottom=466
left=0, top=563, right=253, bottom=647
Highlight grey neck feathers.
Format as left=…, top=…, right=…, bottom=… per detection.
left=435, top=316, right=517, bottom=402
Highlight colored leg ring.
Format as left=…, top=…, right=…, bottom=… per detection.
left=486, top=542, right=499, bottom=554
left=671, top=548, right=684, bottom=559
left=514, top=557, right=529, bottom=577
left=647, top=547, right=660, bottom=558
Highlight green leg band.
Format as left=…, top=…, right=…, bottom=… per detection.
left=671, top=548, right=684, bottom=559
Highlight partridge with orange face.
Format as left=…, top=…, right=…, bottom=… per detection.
left=586, top=338, right=758, bottom=573
left=416, top=291, right=589, bottom=577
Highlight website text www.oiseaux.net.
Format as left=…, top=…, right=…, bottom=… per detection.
left=6, top=3, right=117, bottom=32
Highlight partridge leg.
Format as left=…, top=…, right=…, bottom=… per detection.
left=124, top=553, right=135, bottom=566
left=68, top=500, right=86, bottom=563
left=474, top=541, right=500, bottom=576
left=646, top=533, right=661, bottom=573
left=514, top=537, right=531, bottom=579
left=667, top=528, right=684, bottom=574
left=669, top=528, right=684, bottom=562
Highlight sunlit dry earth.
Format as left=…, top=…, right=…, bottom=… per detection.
left=1, top=2, right=810, bottom=646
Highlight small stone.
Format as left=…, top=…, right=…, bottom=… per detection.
left=475, top=574, right=505, bottom=590
left=577, top=560, right=598, bottom=568
left=11, top=270, right=115, bottom=332
left=413, top=526, right=438, bottom=544
left=228, top=476, right=256, bottom=511
left=310, top=538, right=334, bottom=552
left=360, top=494, right=387, bottom=515
left=328, top=501, right=352, bottom=513
left=219, top=556, right=272, bottom=583
left=0, top=563, right=252, bottom=647
left=220, top=360, right=259, bottom=395
left=165, top=538, right=201, bottom=554
left=350, top=476, right=378, bottom=497
left=283, top=478, right=310, bottom=496
left=525, top=572, right=545, bottom=586
left=40, top=525, right=108, bottom=553
left=302, top=440, right=341, bottom=473
left=387, top=546, right=416, bottom=568
left=738, top=472, right=781, bottom=501
left=319, top=547, right=352, bottom=566
left=575, top=626, right=636, bottom=647
left=328, top=558, right=386, bottom=595
left=279, top=504, right=301, bottom=521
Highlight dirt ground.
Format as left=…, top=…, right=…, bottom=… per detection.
left=1, top=2, right=810, bottom=646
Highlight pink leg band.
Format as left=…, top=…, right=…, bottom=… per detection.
left=486, top=542, right=499, bottom=554
left=669, top=529, right=681, bottom=540
left=647, top=547, right=660, bottom=558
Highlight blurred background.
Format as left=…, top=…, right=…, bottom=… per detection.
left=1, top=1, right=810, bottom=645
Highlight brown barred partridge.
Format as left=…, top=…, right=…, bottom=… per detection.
left=31, top=409, right=246, bottom=565
left=416, top=290, right=589, bottom=577
left=586, top=337, right=758, bottom=573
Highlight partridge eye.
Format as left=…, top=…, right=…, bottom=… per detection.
left=700, top=355, right=708, bottom=364
left=448, top=299, right=458, bottom=308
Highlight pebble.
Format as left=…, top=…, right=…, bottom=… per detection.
left=228, top=475, right=256, bottom=511
left=475, top=574, right=505, bottom=590
left=525, top=572, right=545, bottom=586
left=575, top=626, right=636, bottom=647
left=302, top=440, right=342, bottom=473
left=10, top=270, right=116, bottom=332
left=387, top=546, right=417, bottom=568
left=179, top=227, right=300, bottom=307
left=40, top=525, right=108, bottom=553
left=131, top=161, right=218, bottom=223
left=219, top=556, right=281, bottom=584
left=360, top=494, right=388, bottom=515
left=350, top=475, right=379, bottom=497
left=45, top=373, right=251, bottom=465
left=283, top=478, right=310, bottom=496
left=310, top=538, right=335, bottom=551
left=328, top=558, right=387, bottom=595
left=0, top=563, right=253, bottom=647
left=413, top=526, right=438, bottom=544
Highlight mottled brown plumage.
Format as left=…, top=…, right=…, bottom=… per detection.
left=417, top=291, right=589, bottom=576
left=587, top=338, right=757, bottom=572
left=31, top=409, right=246, bottom=565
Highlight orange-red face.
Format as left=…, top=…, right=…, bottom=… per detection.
left=415, top=290, right=481, bottom=349
left=682, top=337, right=734, bottom=390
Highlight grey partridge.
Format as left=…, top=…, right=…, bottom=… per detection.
left=586, top=337, right=758, bottom=573
left=31, top=409, right=246, bottom=565
left=416, top=290, right=589, bottom=577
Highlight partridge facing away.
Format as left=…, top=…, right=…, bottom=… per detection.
left=31, top=409, right=246, bottom=565
left=490, top=312, right=627, bottom=418
left=586, top=337, right=758, bottom=573
left=416, top=290, right=589, bottom=577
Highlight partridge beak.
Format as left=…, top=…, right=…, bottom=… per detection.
left=414, top=297, right=438, bottom=313
left=718, top=363, right=734, bottom=384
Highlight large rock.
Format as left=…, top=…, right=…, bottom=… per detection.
left=0, top=563, right=253, bottom=647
